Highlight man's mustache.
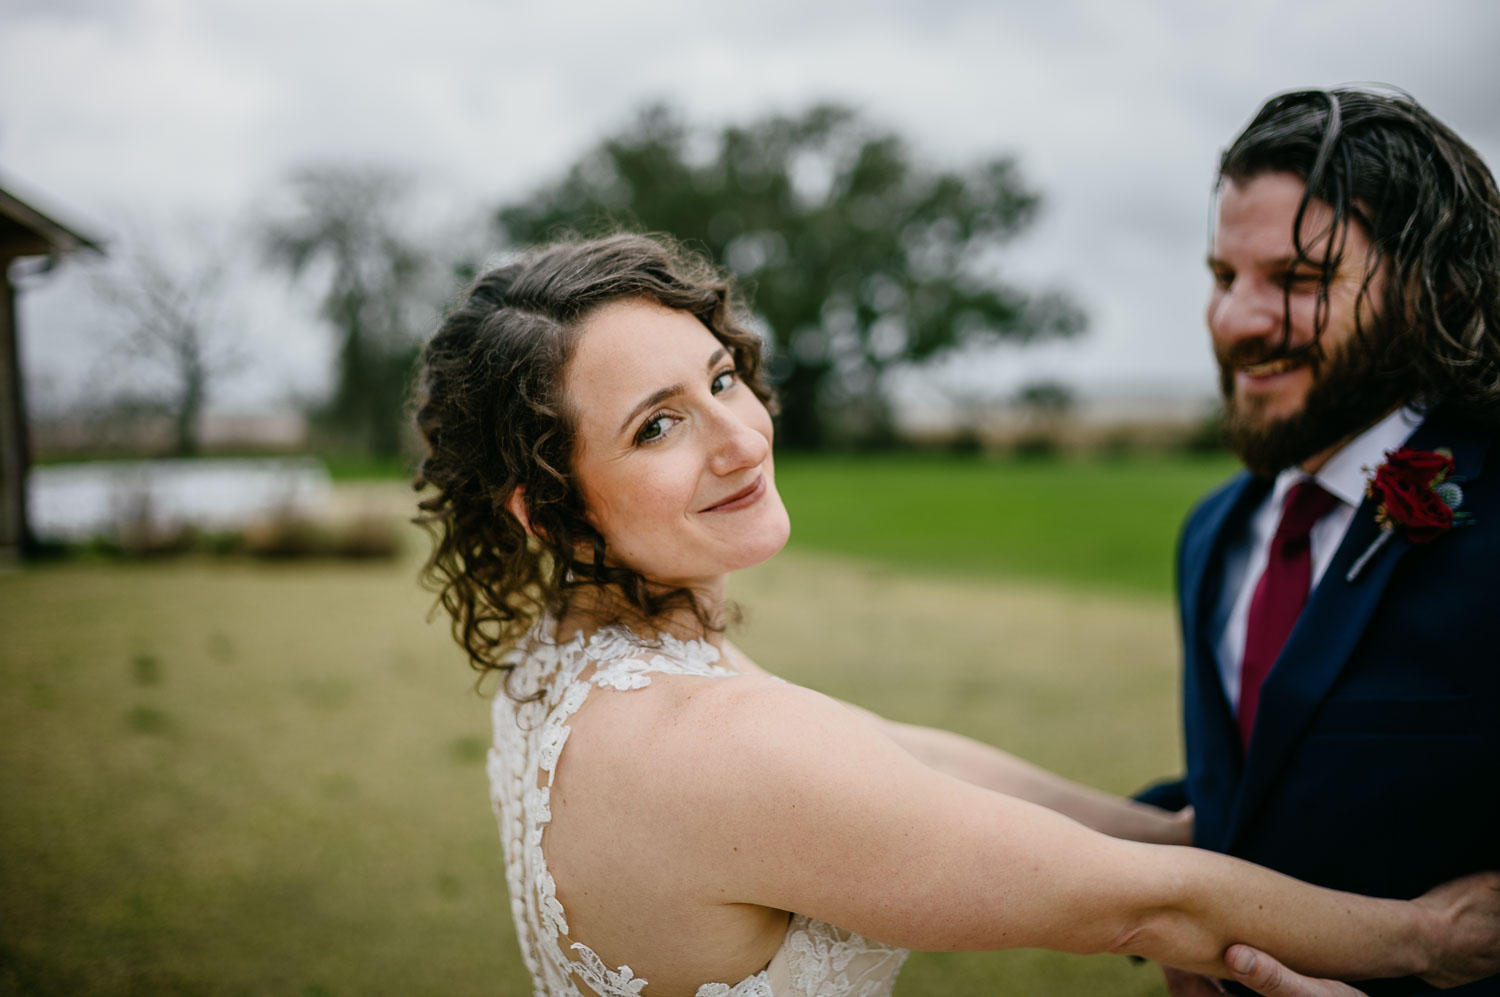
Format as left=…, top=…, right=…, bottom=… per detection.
left=1216, top=337, right=1325, bottom=372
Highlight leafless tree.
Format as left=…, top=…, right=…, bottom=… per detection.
left=91, top=231, right=243, bottom=456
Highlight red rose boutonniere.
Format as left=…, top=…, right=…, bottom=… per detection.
left=1346, top=447, right=1470, bottom=581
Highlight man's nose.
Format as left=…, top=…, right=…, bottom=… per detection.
left=1209, top=280, right=1282, bottom=348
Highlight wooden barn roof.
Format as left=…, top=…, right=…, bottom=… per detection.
left=0, top=183, right=103, bottom=262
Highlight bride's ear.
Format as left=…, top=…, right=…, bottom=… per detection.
left=505, top=487, right=535, bottom=538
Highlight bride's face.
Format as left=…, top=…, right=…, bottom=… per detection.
left=564, top=297, right=790, bottom=590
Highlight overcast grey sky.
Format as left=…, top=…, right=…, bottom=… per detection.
left=4, top=0, right=1499, bottom=417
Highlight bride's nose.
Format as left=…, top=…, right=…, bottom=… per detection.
left=707, top=405, right=769, bottom=476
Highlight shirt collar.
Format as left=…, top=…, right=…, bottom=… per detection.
left=1271, top=406, right=1425, bottom=509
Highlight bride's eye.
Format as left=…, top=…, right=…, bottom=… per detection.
left=635, top=413, right=676, bottom=445
left=710, top=368, right=738, bottom=393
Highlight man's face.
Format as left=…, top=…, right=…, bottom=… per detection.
left=1206, top=170, right=1395, bottom=475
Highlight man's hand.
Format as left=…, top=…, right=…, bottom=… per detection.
left=1163, top=946, right=1370, bottom=997
left=1412, top=870, right=1500, bottom=988
left=1224, top=945, right=1366, bottom=996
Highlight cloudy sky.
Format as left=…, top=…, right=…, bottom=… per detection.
left=4, top=0, right=1499, bottom=419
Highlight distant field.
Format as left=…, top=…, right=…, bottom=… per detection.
left=776, top=452, right=1240, bottom=595
left=322, top=453, right=414, bottom=482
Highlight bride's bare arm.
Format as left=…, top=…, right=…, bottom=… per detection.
left=723, top=641, right=1188, bottom=844
left=649, top=677, right=1499, bottom=985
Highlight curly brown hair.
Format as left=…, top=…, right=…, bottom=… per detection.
left=1219, top=86, right=1500, bottom=427
left=413, top=233, right=775, bottom=687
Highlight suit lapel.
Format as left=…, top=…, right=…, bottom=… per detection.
left=1226, top=409, right=1490, bottom=847
left=1181, top=472, right=1268, bottom=851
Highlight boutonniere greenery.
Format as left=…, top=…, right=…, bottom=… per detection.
left=1346, top=447, right=1470, bottom=582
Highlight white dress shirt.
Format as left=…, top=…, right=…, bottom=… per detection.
left=1213, top=407, right=1424, bottom=709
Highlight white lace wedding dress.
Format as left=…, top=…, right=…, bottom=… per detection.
left=487, top=618, right=910, bottom=997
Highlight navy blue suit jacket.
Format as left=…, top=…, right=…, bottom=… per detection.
left=1144, top=408, right=1500, bottom=995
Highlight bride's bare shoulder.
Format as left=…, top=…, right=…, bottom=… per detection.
left=545, top=674, right=837, bottom=865
left=565, top=669, right=823, bottom=750
left=560, top=669, right=902, bottom=815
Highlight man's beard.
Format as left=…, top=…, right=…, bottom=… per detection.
left=1218, top=324, right=1406, bottom=478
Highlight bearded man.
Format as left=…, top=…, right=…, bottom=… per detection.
left=1140, top=88, right=1500, bottom=997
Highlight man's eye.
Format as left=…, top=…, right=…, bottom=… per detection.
left=1211, top=270, right=1234, bottom=288
left=711, top=369, right=738, bottom=393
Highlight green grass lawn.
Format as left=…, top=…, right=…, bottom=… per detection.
left=776, top=452, right=1241, bottom=595
left=0, top=456, right=1216, bottom=995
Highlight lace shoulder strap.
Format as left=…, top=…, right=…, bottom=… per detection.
left=585, top=628, right=738, bottom=690
left=489, top=621, right=740, bottom=996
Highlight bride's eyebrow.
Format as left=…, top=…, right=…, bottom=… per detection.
left=615, top=348, right=728, bottom=436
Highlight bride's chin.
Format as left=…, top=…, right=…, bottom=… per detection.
left=706, top=507, right=791, bottom=576
left=730, top=544, right=787, bottom=576
left=743, top=513, right=792, bottom=570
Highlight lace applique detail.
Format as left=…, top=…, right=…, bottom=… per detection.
left=569, top=944, right=648, bottom=996
left=590, top=630, right=734, bottom=692
left=696, top=975, right=775, bottom=997
left=781, top=916, right=907, bottom=997
left=488, top=619, right=908, bottom=996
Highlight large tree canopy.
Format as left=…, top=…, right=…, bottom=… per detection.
left=495, top=104, right=1085, bottom=448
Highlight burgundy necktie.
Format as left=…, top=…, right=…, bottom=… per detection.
left=1238, top=480, right=1340, bottom=751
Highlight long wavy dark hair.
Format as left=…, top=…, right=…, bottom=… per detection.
left=413, top=234, right=774, bottom=686
left=1218, top=86, right=1500, bottom=426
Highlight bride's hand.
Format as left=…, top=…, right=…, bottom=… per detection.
left=1412, top=870, right=1500, bottom=988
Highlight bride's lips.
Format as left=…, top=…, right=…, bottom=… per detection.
left=700, top=474, right=766, bottom=513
